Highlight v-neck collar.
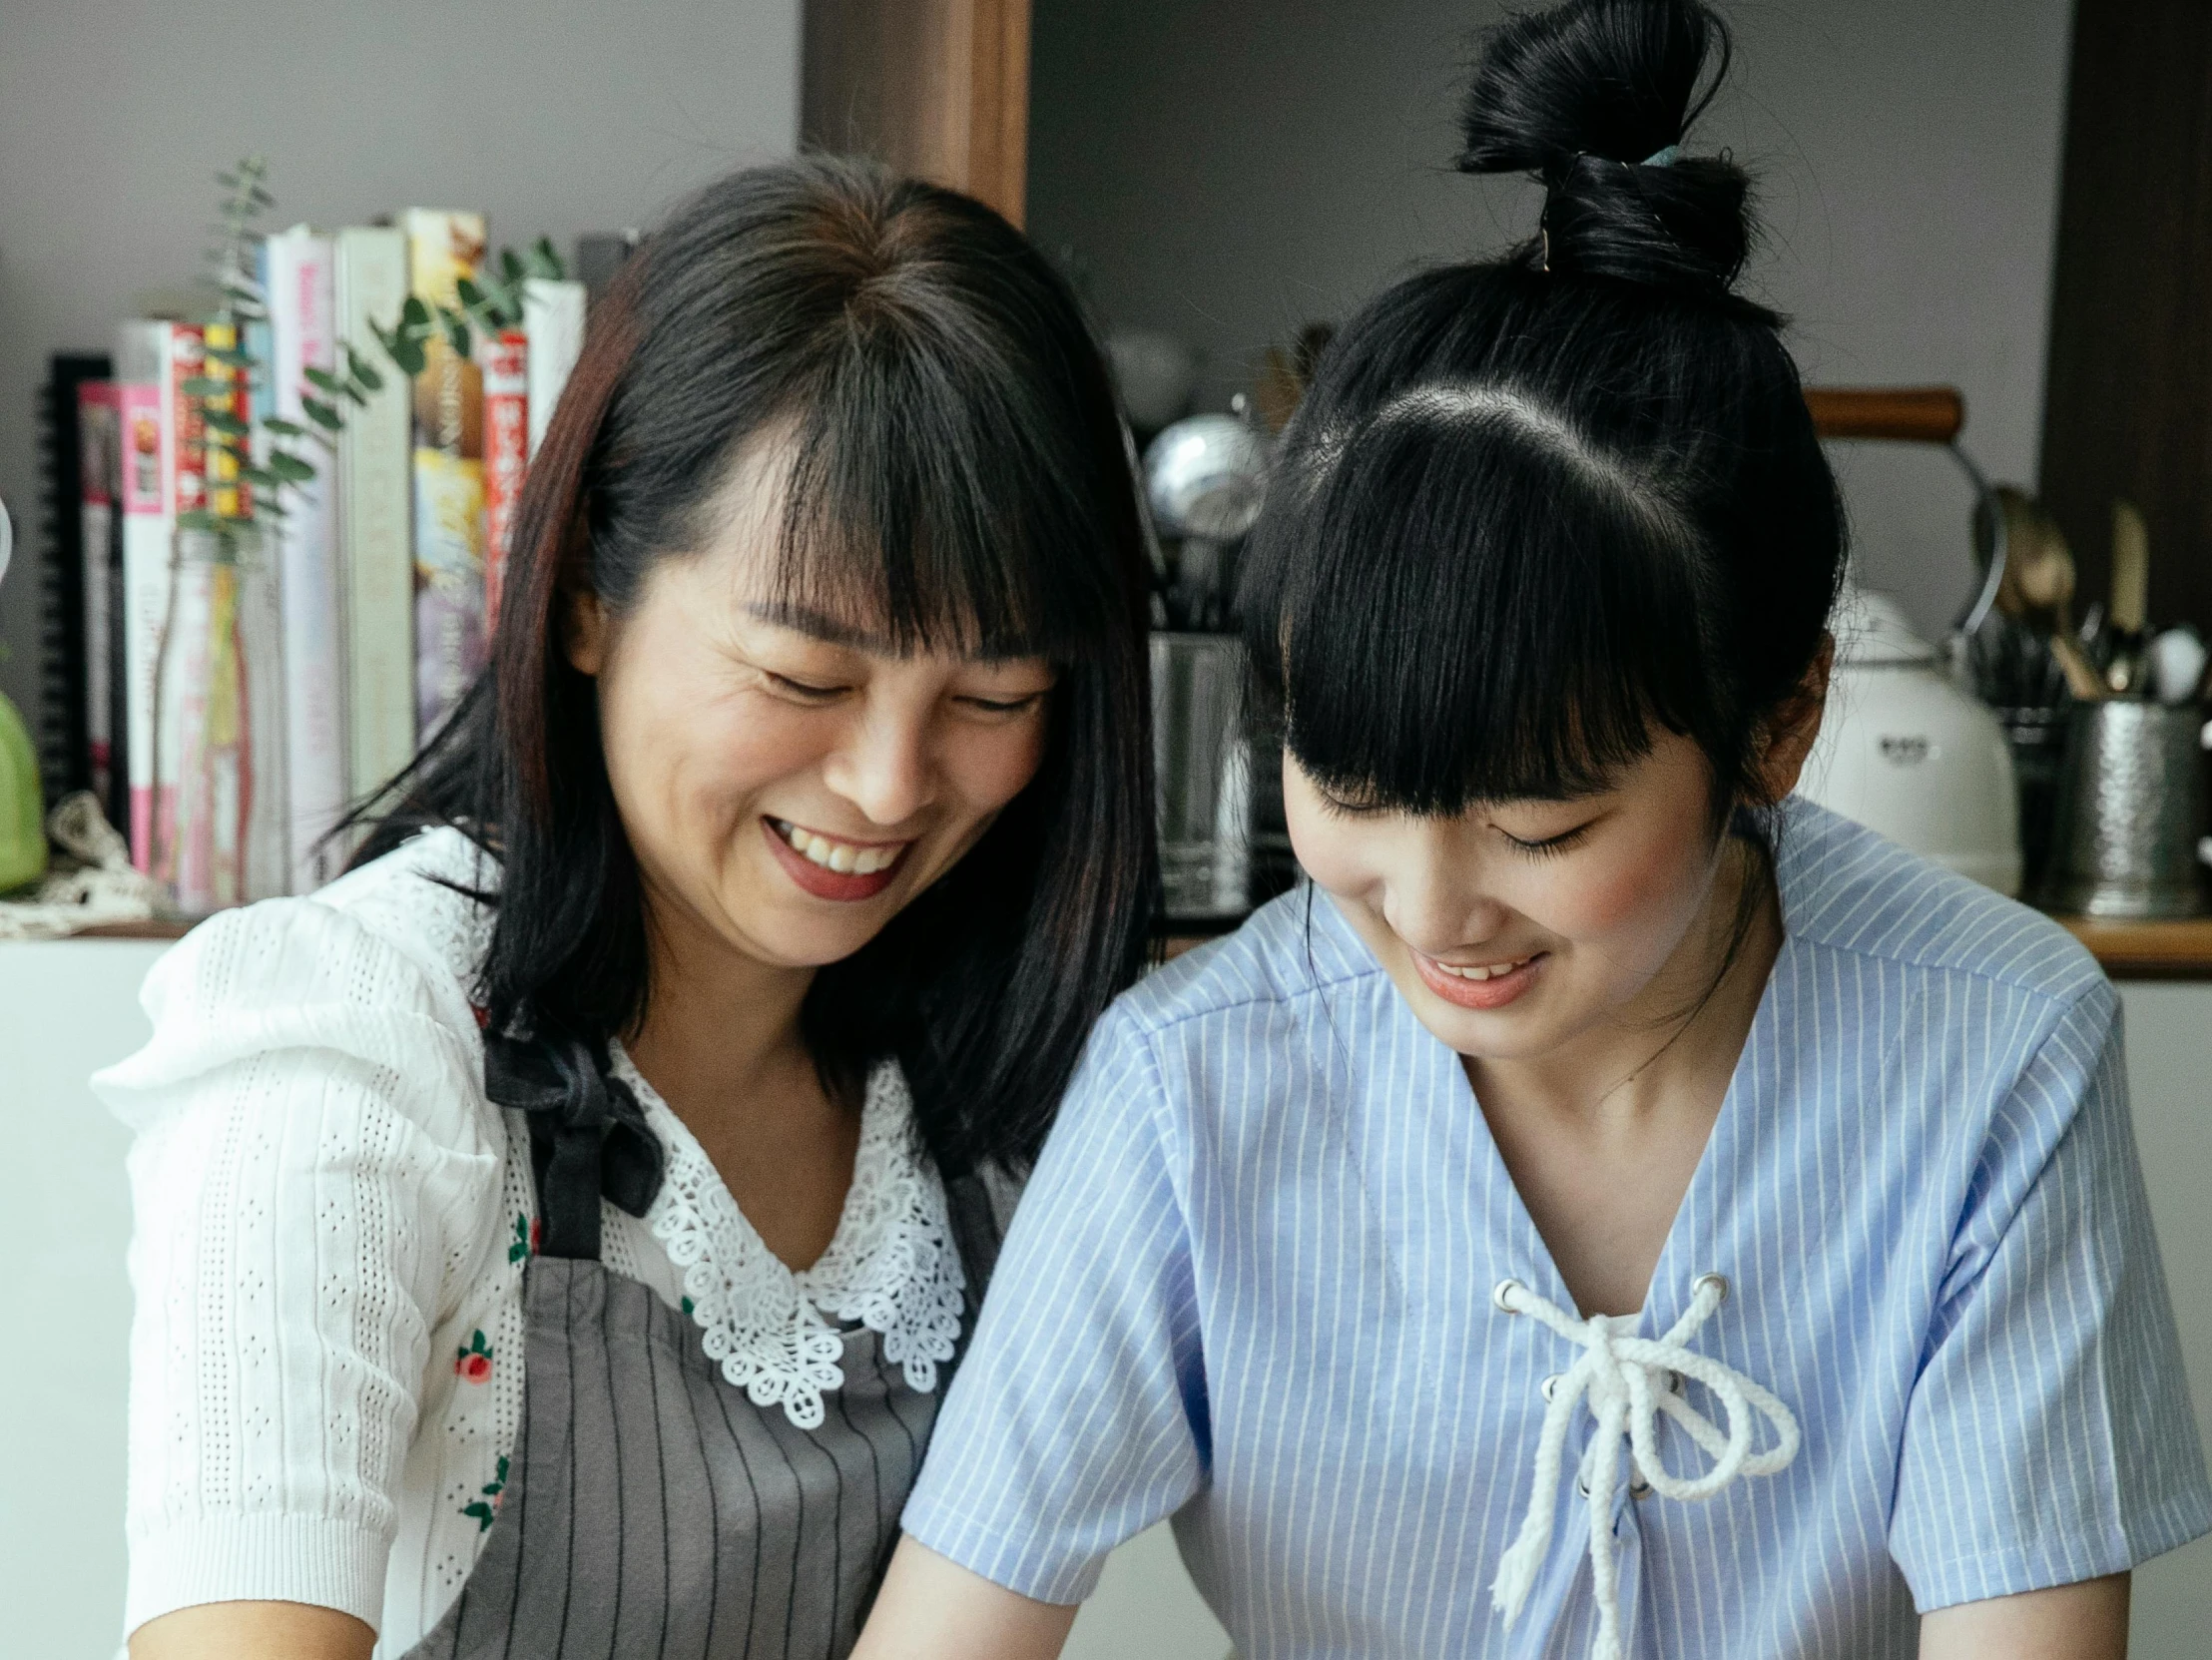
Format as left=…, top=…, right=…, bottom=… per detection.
left=1313, top=861, right=1797, bottom=1342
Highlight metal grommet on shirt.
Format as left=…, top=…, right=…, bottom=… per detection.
left=1629, top=1470, right=1653, bottom=1498
left=1693, top=1271, right=1730, bottom=1306
left=1539, top=1372, right=1563, bottom=1402
left=1576, top=1473, right=1591, bottom=1498
left=1493, top=1278, right=1526, bottom=1314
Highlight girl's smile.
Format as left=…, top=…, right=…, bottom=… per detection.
left=1409, top=947, right=1546, bottom=1009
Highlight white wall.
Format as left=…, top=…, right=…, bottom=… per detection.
left=1028, top=0, right=2075, bottom=642
left=0, top=0, right=802, bottom=735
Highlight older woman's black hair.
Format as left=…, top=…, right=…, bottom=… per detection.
left=355, top=156, right=1158, bottom=1175
left=1242, top=0, right=1844, bottom=830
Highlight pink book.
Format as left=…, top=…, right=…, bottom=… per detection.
left=480, top=329, right=528, bottom=639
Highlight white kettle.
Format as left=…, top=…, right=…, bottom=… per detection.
left=1800, top=588, right=2022, bottom=895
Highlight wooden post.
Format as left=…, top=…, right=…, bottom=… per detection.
left=801, top=0, right=1031, bottom=228
left=2036, top=2, right=2212, bottom=635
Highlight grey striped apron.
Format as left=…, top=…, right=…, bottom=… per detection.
left=405, top=1037, right=1001, bottom=1660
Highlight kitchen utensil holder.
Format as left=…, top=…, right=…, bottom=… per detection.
left=2039, top=701, right=2212, bottom=919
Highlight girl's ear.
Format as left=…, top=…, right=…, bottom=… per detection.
left=563, top=586, right=610, bottom=677
left=1751, top=635, right=1834, bottom=805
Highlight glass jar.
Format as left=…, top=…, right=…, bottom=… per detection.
left=151, top=521, right=288, bottom=912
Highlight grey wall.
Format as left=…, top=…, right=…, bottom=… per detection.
left=0, top=0, right=801, bottom=738
left=1030, top=0, right=2076, bottom=641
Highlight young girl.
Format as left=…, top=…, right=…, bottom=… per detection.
left=97, top=158, right=1155, bottom=1659
left=852, top=3, right=2211, bottom=1656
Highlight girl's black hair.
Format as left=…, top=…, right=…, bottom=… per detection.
left=354, top=156, right=1158, bottom=1175
left=1242, top=0, right=1843, bottom=826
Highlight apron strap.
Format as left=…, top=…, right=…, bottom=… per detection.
left=484, top=1029, right=665, bottom=1261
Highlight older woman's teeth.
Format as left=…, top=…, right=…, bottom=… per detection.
left=773, top=820, right=902, bottom=875
left=1434, top=955, right=1532, bottom=981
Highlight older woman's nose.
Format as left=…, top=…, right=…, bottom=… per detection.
left=823, top=702, right=938, bottom=828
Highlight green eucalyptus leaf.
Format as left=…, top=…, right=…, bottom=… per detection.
left=179, top=376, right=230, bottom=398
left=260, top=415, right=308, bottom=438
left=300, top=395, right=343, bottom=431
left=202, top=410, right=251, bottom=437
left=302, top=366, right=344, bottom=395
left=400, top=294, right=431, bottom=327
left=455, top=277, right=485, bottom=309
left=530, top=236, right=565, bottom=280
left=203, top=344, right=254, bottom=367
left=344, top=346, right=384, bottom=392
left=176, top=508, right=219, bottom=531
left=269, top=450, right=317, bottom=483
left=441, top=312, right=472, bottom=358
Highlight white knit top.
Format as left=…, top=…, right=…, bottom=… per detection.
left=93, top=829, right=968, bottom=1655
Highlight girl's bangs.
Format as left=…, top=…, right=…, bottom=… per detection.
left=1257, top=409, right=1713, bottom=815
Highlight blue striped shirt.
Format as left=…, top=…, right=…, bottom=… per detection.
left=905, top=801, right=2211, bottom=1657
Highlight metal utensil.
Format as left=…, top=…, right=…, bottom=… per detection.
left=1152, top=633, right=1251, bottom=919
left=1144, top=413, right=1268, bottom=543
left=2040, top=701, right=2212, bottom=918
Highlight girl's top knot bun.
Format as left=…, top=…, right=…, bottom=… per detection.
left=1457, top=0, right=1759, bottom=307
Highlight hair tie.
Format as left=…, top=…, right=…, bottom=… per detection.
left=1639, top=144, right=1682, bottom=168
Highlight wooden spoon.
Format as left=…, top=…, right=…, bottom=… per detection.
left=1991, top=487, right=2105, bottom=700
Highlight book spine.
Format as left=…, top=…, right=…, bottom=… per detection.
left=480, top=330, right=527, bottom=639
left=403, top=208, right=487, bottom=743
left=116, top=320, right=203, bottom=876
left=77, top=381, right=120, bottom=809
left=266, top=227, right=347, bottom=891
left=333, top=226, right=415, bottom=803
left=521, top=277, right=585, bottom=461
left=115, top=325, right=161, bottom=863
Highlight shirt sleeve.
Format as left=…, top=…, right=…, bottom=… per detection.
left=92, top=897, right=500, bottom=1639
left=901, top=1003, right=1207, bottom=1604
left=1890, top=981, right=2212, bottom=1610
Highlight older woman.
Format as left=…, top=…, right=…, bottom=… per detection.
left=99, top=156, right=1155, bottom=1660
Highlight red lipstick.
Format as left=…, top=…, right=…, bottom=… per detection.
left=761, top=818, right=908, bottom=903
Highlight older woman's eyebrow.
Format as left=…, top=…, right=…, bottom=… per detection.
left=743, top=602, right=894, bottom=652
left=743, top=601, right=1052, bottom=669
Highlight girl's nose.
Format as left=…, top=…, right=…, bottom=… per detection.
left=1383, top=833, right=1511, bottom=957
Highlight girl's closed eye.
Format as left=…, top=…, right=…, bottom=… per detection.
left=1499, top=821, right=1593, bottom=857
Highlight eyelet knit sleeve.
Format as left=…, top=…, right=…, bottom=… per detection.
left=94, top=892, right=502, bottom=1640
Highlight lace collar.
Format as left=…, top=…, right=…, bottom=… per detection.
left=609, top=1045, right=967, bottom=1429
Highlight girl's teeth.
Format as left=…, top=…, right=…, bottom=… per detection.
left=1439, top=956, right=1529, bottom=981
left=827, top=843, right=856, bottom=873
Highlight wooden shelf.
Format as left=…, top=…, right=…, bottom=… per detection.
left=2054, top=914, right=2212, bottom=980
left=38, top=912, right=2212, bottom=980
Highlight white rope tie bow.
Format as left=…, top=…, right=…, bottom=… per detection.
left=1489, top=1273, right=1801, bottom=1660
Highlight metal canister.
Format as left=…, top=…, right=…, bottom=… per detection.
left=1152, top=633, right=1251, bottom=920
left=2039, top=701, right=2212, bottom=918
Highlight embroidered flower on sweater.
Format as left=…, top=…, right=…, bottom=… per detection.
left=508, top=1212, right=539, bottom=1265
left=454, top=1330, right=494, bottom=1384
left=461, top=1453, right=510, bottom=1531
